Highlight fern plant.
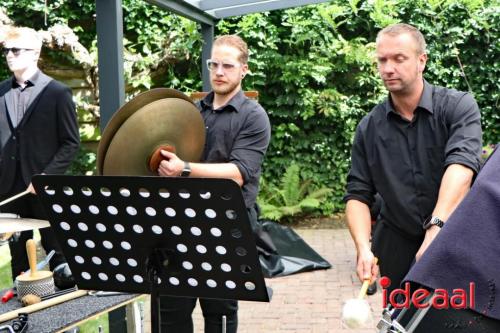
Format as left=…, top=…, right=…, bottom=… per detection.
left=257, top=164, right=332, bottom=222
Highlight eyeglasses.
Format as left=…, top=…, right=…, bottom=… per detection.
left=2, top=48, right=34, bottom=56
left=206, top=59, right=241, bottom=72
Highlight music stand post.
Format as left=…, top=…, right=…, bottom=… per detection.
left=32, top=175, right=270, bottom=333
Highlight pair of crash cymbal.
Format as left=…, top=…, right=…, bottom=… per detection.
left=97, top=89, right=205, bottom=176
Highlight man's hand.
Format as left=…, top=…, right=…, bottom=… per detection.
left=356, top=248, right=379, bottom=283
left=415, top=225, right=440, bottom=261
left=26, top=183, right=36, bottom=194
left=157, top=150, right=184, bottom=177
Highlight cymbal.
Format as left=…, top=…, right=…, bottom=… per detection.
left=0, top=217, right=50, bottom=234
left=97, top=88, right=205, bottom=175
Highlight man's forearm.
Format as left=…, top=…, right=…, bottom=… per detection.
left=345, top=199, right=373, bottom=252
left=189, top=162, right=244, bottom=187
left=432, top=164, right=474, bottom=221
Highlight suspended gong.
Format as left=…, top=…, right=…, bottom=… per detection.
left=97, top=88, right=205, bottom=176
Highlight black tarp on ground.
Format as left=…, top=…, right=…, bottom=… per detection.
left=254, top=220, right=331, bottom=278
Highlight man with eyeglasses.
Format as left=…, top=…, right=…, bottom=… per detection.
left=0, top=27, right=80, bottom=280
left=157, top=35, right=271, bottom=333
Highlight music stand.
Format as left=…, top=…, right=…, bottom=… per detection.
left=32, top=175, right=270, bottom=333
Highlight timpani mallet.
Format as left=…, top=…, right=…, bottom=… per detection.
left=342, top=257, right=378, bottom=329
left=16, top=239, right=55, bottom=300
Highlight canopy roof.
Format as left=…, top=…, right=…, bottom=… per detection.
left=146, top=0, right=330, bottom=24
left=97, top=0, right=330, bottom=129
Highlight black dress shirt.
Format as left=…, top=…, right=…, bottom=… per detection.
left=10, top=70, right=43, bottom=128
left=198, top=90, right=271, bottom=208
left=344, top=80, right=482, bottom=239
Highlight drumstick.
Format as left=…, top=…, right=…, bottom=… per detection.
left=0, top=189, right=31, bottom=208
left=0, top=289, right=88, bottom=323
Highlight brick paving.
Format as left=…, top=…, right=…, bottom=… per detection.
left=191, top=228, right=383, bottom=333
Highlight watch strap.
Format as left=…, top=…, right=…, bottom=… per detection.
left=423, top=216, right=444, bottom=229
left=180, top=161, right=191, bottom=177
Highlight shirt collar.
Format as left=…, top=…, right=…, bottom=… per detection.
left=200, top=89, right=245, bottom=113
left=384, top=79, right=434, bottom=118
left=11, top=70, right=41, bottom=89
left=418, top=80, right=433, bottom=114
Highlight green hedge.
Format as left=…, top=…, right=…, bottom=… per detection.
left=223, top=0, right=499, bottom=212
left=1, top=0, right=498, bottom=214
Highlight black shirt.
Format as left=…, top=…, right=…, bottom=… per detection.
left=10, top=70, right=42, bottom=128
left=198, top=90, right=271, bottom=208
left=344, top=80, right=482, bottom=239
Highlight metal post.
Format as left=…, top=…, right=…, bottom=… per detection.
left=95, top=7, right=126, bottom=332
left=201, top=23, right=214, bottom=92
left=96, top=0, right=125, bottom=132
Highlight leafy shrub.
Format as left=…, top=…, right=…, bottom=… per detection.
left=258, top=164, right=332, bottom=221
left=482, top=143, right=496, bottom=161
left=2, top=1, right=497, bottom=216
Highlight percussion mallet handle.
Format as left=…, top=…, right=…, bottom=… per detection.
left=0, top=190, right=31, bottom=208
left=0, top=290, right=88, bottom=323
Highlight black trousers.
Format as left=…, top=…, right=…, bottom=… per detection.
left=1, top=174, right=66, bottom=280
left=159, top=297, right=238, bottom=333
left=158, top=207, right=264, bottom=333
left=371, top=221, right=423, bottom=294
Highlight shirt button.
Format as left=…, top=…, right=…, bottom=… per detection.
left=12, top=136, right=16, bottom=140
left=11, top=156, right=15, bottom=160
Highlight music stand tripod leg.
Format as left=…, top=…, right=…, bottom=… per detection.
left=147, top=248, right=171, bottom=333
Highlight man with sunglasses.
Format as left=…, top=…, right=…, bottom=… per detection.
left=157, top=35, right=271, bottom=333
left=0, top=27, right=79, bottom=280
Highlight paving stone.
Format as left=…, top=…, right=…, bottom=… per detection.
left=189, top=228, right=383, bottom=333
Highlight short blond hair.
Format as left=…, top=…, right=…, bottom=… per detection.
left=213, top=34, right=248, bottom=64
left=377, top=23, right=426, bottom=54
left=3, top=27, right=42, bottom=51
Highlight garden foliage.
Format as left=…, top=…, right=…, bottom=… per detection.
left=1, top=0, right=498, bottom=217
left=258, top=164, right=332, bottom=221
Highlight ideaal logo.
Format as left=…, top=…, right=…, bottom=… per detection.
left=380, top=276, right=475, bottom=310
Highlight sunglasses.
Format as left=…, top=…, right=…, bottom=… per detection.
left=206, top=59, right=241, bottom=72
left=2, top=48, right=34, bottom=56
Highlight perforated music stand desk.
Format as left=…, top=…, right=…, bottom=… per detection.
left=32, top=175, right=270, bottom=333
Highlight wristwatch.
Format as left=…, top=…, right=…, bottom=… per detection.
left=423, top=215, right=444, bottom=230
left=180, top=161, right=191, bottom=177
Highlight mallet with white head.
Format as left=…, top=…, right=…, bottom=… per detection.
left=342, top=257, right=378, bottom=329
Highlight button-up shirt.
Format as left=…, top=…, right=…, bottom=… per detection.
left=198, top=90, right=271, bottom=208
left=10, top=70, right=42, bottom=128
left=344, top=80, right=482, bottom=238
